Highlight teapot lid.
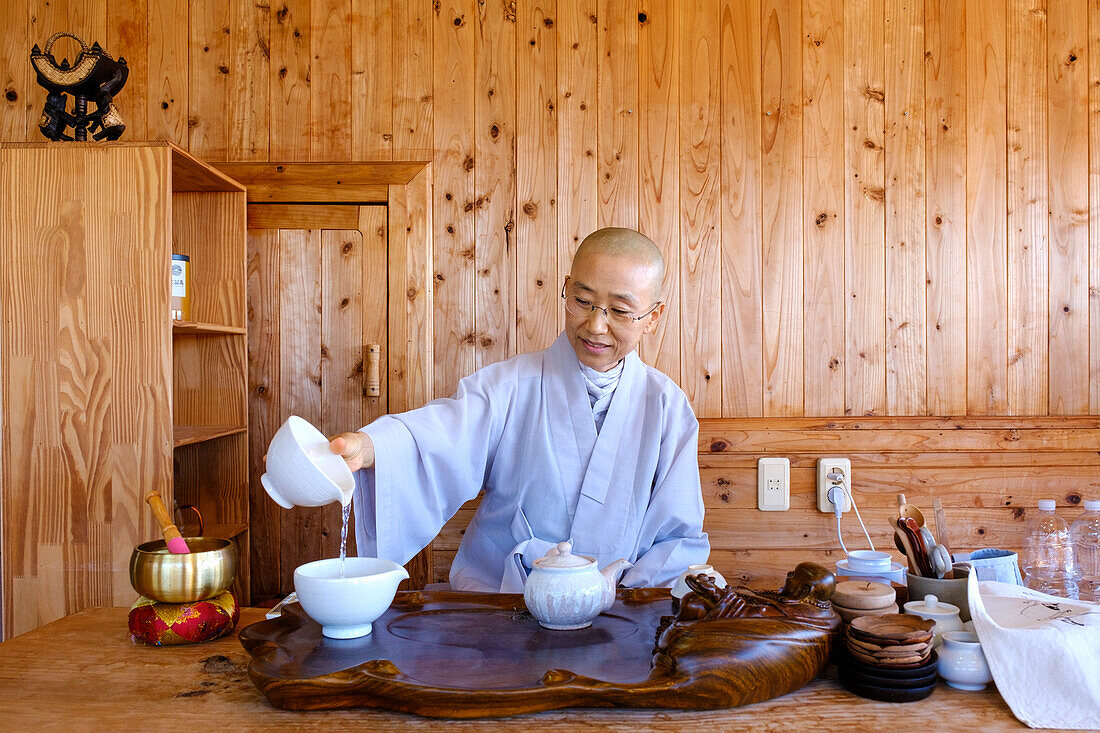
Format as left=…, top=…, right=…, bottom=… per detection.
left=533, top=541, right=594, bottom=570
left=904, top=593, right=961, bottom=617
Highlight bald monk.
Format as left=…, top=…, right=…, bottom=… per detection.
left=329, top=227, right=710, bottom=592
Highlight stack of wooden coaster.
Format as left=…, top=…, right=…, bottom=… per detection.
left=831, top=579, right=898, bottom=623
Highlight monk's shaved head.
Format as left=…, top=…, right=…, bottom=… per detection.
left=572, top=227, right=665, bottom=301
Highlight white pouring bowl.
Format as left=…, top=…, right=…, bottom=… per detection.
left=846, top=550, right=893, bottom=573
left=294, top=557, right=409, bottom=639
left=262, top=415, right=355, bottom=509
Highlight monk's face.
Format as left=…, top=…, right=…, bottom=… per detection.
left=563, top=250, right=664, bottom=372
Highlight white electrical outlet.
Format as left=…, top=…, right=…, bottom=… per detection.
left=817, top=457, right=852, bottom=513
left=757, top=457, right=790, bottom=511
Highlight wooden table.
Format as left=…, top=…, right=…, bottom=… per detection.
left=0, top=607, right=1033, bottom=731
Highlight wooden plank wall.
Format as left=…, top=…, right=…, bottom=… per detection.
left=4, top=2, right=1100, bottom=589
left=5, top=0, right=1098, bottom=417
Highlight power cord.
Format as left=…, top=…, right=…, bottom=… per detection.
left=828, top=482, right=876, bottom=553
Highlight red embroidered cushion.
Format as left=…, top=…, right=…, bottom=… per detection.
left=128, top=591, right=239, bottom=645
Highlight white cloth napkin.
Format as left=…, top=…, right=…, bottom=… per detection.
left=968, top=573, right=1100, bottom=729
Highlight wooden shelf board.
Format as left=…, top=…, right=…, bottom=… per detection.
left=172, top=320, right=247, bottom=335
left=173, top=425, right=247, bottom=447
left=180, top=522, right=248, bottom=540
left=170, top=145, right=246, bottom=192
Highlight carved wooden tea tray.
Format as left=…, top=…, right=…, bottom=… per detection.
left=239, top=588, right=838, bottom=718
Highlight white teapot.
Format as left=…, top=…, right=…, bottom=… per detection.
left=523, top=541, right=632, bottom=630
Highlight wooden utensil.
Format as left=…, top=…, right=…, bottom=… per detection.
left=894, top=529, right=920, bottom=575
left=896, top=493, right=926, bottom=526
left=899, top=518, right=933, bottom=577
left=144, top=491, right=190, bottom=554
left=933, top=497, right=951, bottom=557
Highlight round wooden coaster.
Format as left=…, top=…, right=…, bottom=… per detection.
left=833, top=602, right=899, bottom=623
left=832, top=580, right=896, bottom=610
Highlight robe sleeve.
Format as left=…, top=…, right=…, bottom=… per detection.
left=620, top=391, right=710, bottom=588
left=352, top=372, right=503, bottom=565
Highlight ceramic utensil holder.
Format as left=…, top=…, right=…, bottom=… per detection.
left=907, top=563, right=971, bottom=622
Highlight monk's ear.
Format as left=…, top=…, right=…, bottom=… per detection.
left=642, top=303, right=665, bottom=335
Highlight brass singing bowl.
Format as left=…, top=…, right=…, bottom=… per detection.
left=129, top=537, right=237, bottom=603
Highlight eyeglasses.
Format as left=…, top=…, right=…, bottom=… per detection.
left=560, top=283, right=662, bottom=326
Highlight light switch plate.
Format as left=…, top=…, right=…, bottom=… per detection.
left=757, top=457, right=790, bottom=511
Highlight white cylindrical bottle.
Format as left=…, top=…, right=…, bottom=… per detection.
left=1022, top=499, right=1078, bottom=599
left=1070, top=499, right=1100, bottom=603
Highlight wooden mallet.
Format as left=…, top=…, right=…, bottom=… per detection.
left=145, top=490, right=191, bottom=554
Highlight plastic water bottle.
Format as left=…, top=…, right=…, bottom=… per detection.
left=1070, top=499, right=1100, bottom=603
left=1022, top=499, right=1078, bottom=599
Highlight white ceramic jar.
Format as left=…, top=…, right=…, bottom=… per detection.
left=938, top=631, right=993, bottom=691
left=903, top=593, right=963, bottom=647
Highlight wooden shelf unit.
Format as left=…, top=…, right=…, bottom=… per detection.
left=173, top=320, right=247, bottom=335
left=0, top=142, right=250, bottom=638
left=169, top=145, right=250, bottom=606
left=174, top=425, right=249, bottom=447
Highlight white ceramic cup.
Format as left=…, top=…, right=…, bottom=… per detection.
left=938, top=630, right=993, bottom=691
left=262, top=415, right=355, bottom=509
left=293, top=557, right=409, bottom=639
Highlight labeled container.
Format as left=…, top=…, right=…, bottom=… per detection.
left=1022, top=499, right=1078, bottom=599
left=170, top=253, right=191, bottom=320
left=1070, top=499, right=1100, bottom=603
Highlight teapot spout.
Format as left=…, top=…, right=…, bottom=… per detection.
left=599, top=559, right=632, bottom=611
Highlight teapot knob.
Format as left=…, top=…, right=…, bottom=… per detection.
left=554, top=540, right=572, bottom=556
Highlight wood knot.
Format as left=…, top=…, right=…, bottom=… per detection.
left=406, top=286, right=418, bottom=300
left=1067, top=494, right=1081, bottom=505
left=1011, top=507, right=1026, bottom=520
left=453, top=15, right=464, bottom=27
left=814, top=212, right=828, bottom=228
left=716, top=477, right=730, bottom=486
left=480, top=336, right=494, bottom=348
left=544, top=17, right=554, bottom=28
left=463, top=155, right=475, bottom=171
left=719, top=492, right=730, bottom=503
left=4, top=89, right=17, bottom=102
left=709, top=440, right=728, bottom=452
left=522, top=201, right=538, bottom=218
left=638, top=11, right=648, bottom=23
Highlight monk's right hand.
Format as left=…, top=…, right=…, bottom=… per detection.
left=329, top=431, right=375, bottom=472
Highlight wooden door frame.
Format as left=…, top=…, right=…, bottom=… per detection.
left=214, top=162, right=434, bottom=414
left=214, top=161, right=435, bottom=588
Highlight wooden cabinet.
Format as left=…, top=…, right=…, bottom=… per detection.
left=0, top=141, right=248, bottom=638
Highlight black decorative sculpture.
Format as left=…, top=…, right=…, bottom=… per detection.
left=31, top=32, right=128, bottom=141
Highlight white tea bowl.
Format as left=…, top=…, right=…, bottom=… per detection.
left=846, top=550, right=893, bottom=573
left=293, top=557, right=409, bottom=639
left=262, top=415, right=355, bottom=509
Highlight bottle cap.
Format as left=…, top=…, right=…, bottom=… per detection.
left=1084, top=499, right=1100, bottom=512
left=1037, top=499, right=1056, bottom=512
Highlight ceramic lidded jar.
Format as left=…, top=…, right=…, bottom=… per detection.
left=903, top=593, right=963, bottom=647
left=938, top=631, right=993, bottom=690
left=523, top=541, right=631, bottom=630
